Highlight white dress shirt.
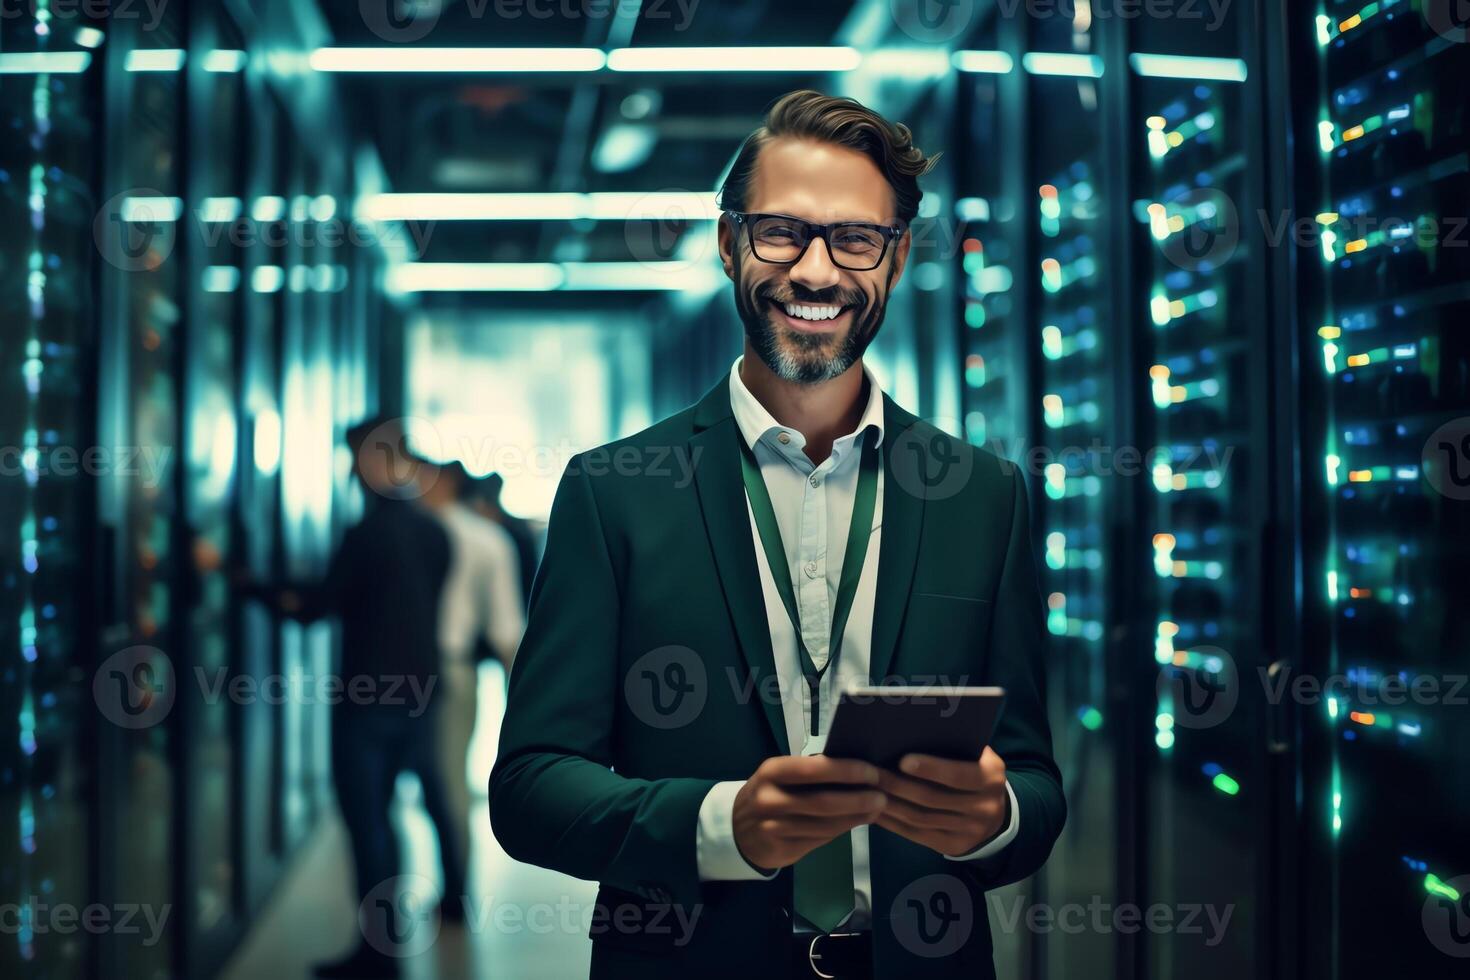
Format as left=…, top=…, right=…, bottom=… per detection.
left=436, top=501, right=526, bottom=666
left=695, top=356, right=1020, bottom=930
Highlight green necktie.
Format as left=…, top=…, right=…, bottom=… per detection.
left=794, top=831, right=854, bottom=932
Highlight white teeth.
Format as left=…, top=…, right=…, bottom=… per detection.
left=782, top=302, right=843, bottom=321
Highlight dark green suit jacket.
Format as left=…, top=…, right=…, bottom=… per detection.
left=490, top=376, right=1065, bottom=979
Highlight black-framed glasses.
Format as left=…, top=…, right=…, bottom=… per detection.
left=727, top=211, right=904, bottom=271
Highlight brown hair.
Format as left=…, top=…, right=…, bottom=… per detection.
left=716, top=89, right=940, bottom=226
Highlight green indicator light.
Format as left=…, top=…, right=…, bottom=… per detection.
left=1080, top=707, right=1103, bottom=731
left=1212, top=773, right=1240, bottom=796
left=1331, top=764, right=1342, bottom=837
left=1042, top=324, right=1062, bottom=358
left=1425, top=874, right=1461, bottom=902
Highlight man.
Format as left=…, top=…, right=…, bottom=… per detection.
left=243, top=416, right=466, bottom=979
left=490, top=90, right=1064, bottom=980
left=417, top=459, right=525, bottom=882
left=464, top=471, right=540, bottom=610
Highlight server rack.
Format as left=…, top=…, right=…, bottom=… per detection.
left=97, top=7, right=190, bottom=978
left=1127, top=7, right=1283, bottom=976
left=3, top=3, right=373, bottom=976
left=955, top=17, right=1031, bottom=454
left=1291, top=1, right=1470, bottom=975
left=0, top=11, right=105, bottom=980
left=944, top=5, right=1314, bottom=979
left=1025, top=13, right=1120, bottom=980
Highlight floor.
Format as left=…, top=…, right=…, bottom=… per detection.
left=220, top=664, right=1028, bottom=979
left=220, top=665, right=597, bottom=980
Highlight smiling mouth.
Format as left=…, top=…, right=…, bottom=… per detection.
left=764, top=296, right=855, bottom=331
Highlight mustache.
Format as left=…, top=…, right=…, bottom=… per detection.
left=757, top=287, right=866, bottom=307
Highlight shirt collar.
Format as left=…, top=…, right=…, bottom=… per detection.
left=728, top=355, right=886, bottom=459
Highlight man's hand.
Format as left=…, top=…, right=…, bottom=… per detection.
left=873, top=746, right=1009, bottom=857
left=731, top=755, right=888, bottom=873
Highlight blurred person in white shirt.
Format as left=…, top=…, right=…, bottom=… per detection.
left=417, top=459, right=526, bottom=875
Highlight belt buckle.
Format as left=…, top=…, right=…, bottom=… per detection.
left=807, top=931, right=861, bottom=979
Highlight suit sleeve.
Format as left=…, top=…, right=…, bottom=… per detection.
left=956, top=466, right=1066, bottom=888
left=489, top=455, right=719, bottom=909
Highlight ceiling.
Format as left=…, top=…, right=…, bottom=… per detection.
left=314, top=0, right=867, bottom=273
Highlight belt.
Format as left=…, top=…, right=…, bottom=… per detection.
left=790, top=928, right=872, bottom=979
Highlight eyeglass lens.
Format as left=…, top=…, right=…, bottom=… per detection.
left=748, top=215, right=888, bottom=270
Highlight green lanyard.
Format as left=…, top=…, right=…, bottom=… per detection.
left=738, top=427, right=880, bottom=737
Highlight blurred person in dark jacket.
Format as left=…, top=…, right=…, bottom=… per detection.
left=240, top=415, right=467, bottom=979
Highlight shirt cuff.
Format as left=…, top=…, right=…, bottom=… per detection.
left=943, top=780, right=1020, bottom=862
left=695, top=780, right=780, bottom=882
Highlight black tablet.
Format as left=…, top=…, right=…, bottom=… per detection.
left=821, top=686, right=1007, bottom=770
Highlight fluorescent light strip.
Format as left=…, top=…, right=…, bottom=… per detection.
left=75, top=27, right=106, bottom=50
left=200, top=197, right=243, bottom=223
left=203, top=49, right=248, bottom=73
left=952, top=50, right=1014, bottom=74
left=1022, top=52, right=1104, bottom=78
left=202, top=266, right=241, bottom=293
left=385, top=261, right=723, bottom=293
left=308, top=44, right=957, bottom=76
left=309, top=195, right=338, bottom=221
left=562, top=262, right=724, bottom=291
left=388, top=263, right=565, bottom=293
left=251, top=266, right=285, bottom=293
left=121, top=196, right=184, bottom=222
left=309, top=47, right=606, bottom=72
left=861, top=50, right=951, bottom=79
left=0, top=52, right=92, bottom=74
left=251, top=197, right=287, bottom=222
left=125, top=49, right=186, bottom=72
left=1129, top=53, right=1247, bottom=82
left=607, top=46, right=861, bottom=72
left=356, top=192, right=720, bottom=223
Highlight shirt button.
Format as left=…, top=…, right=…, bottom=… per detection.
left=810, top=475, right=820, bottom=488
left=805, top=560, right=819, bottom=578
left=777, top=432, right=791, bottom=445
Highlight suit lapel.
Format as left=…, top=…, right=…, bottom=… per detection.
left=868, top=395, right=926, bottom=685
left=689, top=377, right=791, bottom=757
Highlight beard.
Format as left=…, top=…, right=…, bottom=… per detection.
left=733, top=256, right=894, bottom=385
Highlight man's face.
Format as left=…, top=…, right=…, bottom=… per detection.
left=718, top=137, right=911, bottom=384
